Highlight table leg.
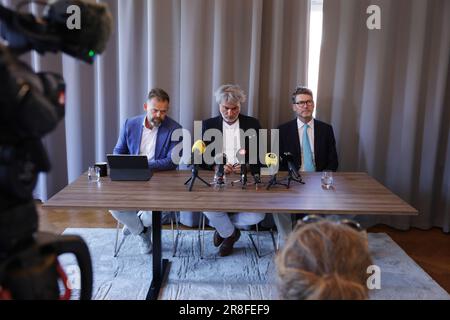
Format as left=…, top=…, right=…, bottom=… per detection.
left=145, top=210, right=169, bottom=300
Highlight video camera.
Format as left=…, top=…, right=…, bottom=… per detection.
left=0, top=0, right=112, bottom=299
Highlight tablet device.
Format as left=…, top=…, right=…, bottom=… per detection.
left=106, top=154, right=152, bottom=181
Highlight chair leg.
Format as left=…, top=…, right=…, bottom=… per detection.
left=197, top=215, right=201, bottom=257
left=248, top=224, right=277, bottom=258
left=275, top=230, right=281, bottom=251
left=272, top=229, right=279, bottom=251
left=201, top=214, right=206, bottom=259
left=113, top=220, right=129, bottom=257
left=113, top=220, right=120, bottom=256
left=256, top=223, right=261, bottom=255
left=197, top=213, right=205, bottom=259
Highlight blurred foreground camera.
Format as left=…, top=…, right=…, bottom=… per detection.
left=0, top=0, right=112, bottom=299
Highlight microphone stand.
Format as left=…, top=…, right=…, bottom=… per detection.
left=184, top=164, right=210, bottom=191
left=231, top=164, right=248, bottom=189
left=283, top=162, right=305, bottom=188
left=211, top=154, right=227, bottom=189
left=249, top=166, right=264, bottom=190
left=285, top=172, right=305, bottom=188
left=212, top=167, right=226, bottom=190
left=266, top=173, right=288, bottom=190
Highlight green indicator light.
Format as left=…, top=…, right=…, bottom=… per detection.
left=88, top=50, right=95, bottom=57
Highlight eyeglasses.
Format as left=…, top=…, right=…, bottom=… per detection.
left=294, top=100, right=314, bottom=107
left=293, top=214, right=363, bottom=232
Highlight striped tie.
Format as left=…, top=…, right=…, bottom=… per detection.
left=302, top=124, right=315, bottom=172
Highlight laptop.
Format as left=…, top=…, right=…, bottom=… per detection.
left=106, top=154, right=152, bottom=181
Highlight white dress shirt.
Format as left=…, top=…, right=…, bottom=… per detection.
left=223, top=119, right=241, bottom=165
left=297, top=118, right=315, bottom=172
left=139, top=117, right=159, bottom=162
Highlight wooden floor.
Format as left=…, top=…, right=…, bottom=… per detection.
left=37, top=204, right=450, bottom=295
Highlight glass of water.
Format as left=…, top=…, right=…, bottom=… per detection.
left=88, top=166, right=100, bottom=182
left=321, top=171, right=334, bottom=189
left=213, top=174, right=226, bottom=190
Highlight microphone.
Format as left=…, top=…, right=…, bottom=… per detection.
left=280, top=152, right=305, bottom=188
left=191, top=139, right=206, bottom=164
left=233, top=148, right=247, bottom=188
left=184, top=140, right=210, bottom=191
left=0, top=0, right=113, bottom=63
left=264, top=153, right=286, bottom=190
left=264, top=153, right=279, bottom=174
left=250, top=165, right=261, bottom=185
left=281, top=152, right=299, bottom=179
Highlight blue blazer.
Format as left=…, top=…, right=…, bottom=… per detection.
left=113, top=114, right=182, bottom=171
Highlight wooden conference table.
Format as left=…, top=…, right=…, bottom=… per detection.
left=44, top=170, right=418, bottom=300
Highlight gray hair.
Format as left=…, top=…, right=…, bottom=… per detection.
left=215, top=84, right=246, bottom=106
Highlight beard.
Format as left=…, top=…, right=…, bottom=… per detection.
left=221, top=113, right=239, bottom=124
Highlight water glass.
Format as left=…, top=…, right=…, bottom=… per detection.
left=88, top=166, right=100, bottom=182
left=213, top=174, right=226, bottom=190
left=321, top=171, right=334, bottom=189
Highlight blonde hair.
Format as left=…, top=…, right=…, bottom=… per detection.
left=275, top=220, right=373, bottom=300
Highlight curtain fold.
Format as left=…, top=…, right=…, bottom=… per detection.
left=317, top=0, right=450, bottom=231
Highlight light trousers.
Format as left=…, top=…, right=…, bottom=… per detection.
left=109, top=210, right=152, bottom=235
left=203, top=212, right=265, bottom=238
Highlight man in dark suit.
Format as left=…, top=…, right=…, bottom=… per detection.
left=202, top=84, right=265, bottom=257
left=110, top=88, right=182, bottom=254
left=274, top=86, right=338, bottom=242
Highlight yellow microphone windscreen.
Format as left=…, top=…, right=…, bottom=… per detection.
left=265, top=153, right=278, bottom=167
left=192, top=140, right=206, bottom=154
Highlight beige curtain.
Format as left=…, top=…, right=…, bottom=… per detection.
left=0, top=0, right=310, bottom=200
left=317, top=0, right=450, bottom=231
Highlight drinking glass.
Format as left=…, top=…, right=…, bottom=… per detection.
left=88, top=166, right=100, bottom=182
left=321, top=171, right=334, bottom=189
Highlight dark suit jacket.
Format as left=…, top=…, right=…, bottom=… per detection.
left=113, top=114, right=182, bottom=171
left=278, top=119, right=338, bottom=172
left=201, top=114, right=262, bottom=170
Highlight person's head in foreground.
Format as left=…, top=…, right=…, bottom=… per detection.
left=276, top=218, right=373, bottom=300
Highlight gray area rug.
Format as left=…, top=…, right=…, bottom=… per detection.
left=60, top=228, right=449, bottom=300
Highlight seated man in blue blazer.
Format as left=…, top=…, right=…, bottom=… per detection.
left=110, top=88, right=182, bottom=254
left=274, top=86, right=338, bottom=243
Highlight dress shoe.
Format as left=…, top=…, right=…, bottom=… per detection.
left=219, top=228, right=241, bottom=257
left=213, top=231, right=224, bottom=247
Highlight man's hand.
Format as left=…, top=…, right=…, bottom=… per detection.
left=231, top=164, right=241, bottom=174
left=224, top=164, right=233, bottom=175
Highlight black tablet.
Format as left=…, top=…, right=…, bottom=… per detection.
left=106, top=154, right=152, bottom=181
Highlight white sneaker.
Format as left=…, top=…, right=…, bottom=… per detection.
left=138, top=228, right=152, bottom=254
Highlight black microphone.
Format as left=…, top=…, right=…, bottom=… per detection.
left=280, top=152, right=304, bottom=188
left=249, top=163, right=261, bottom=184
left=214, top=153, right=227, bottom=186
left=244, top=133, right=261, bottom=183
left=281, top=152, right=299, bottom=179
left=236, top=148, right=247, bottom=187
